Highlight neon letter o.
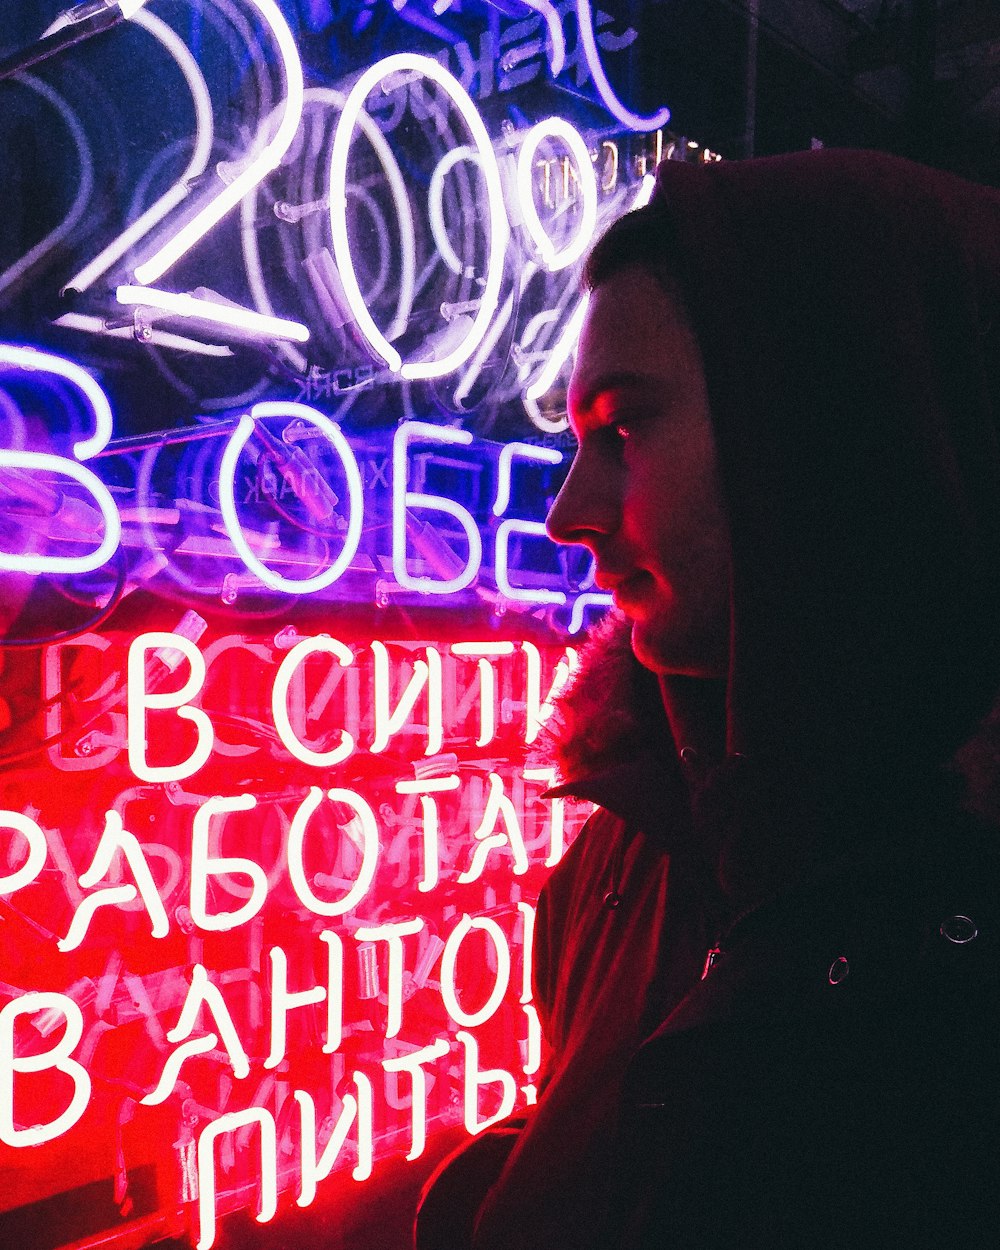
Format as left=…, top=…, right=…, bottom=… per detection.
left=219, top=401, right=363, bottom=594
left=329, top=53, right=510, bottom=380
left=516, top=118, right=598, bottom=272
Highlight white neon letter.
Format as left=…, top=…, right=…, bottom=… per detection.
left=196, top=1108, right=277, bottom=1250
left=264, top=946, right=326, bottom=1070
left=128, top=632, right=213, bottom=783
left=219, top=404, right=363, bottom=595
left=523, top=642, right=578, bottom=745
left=394, top=775, right=459, bottom=893
left=456, top=1030, right=517, bottom=1134
left=392, top=421, right=482, bottom=595
left=353, top=919, right=423, bottom=1040
left=450, top=643, right=515, bottom=746
left=370, top=640, right=443, bottom=755
left=296, top=1073, right=374, bottom=1206
left=0, top=811, right=47, bottom=895
left=330, top=54, right=508, bottom=379
left=494, top=444, right=566, bottom=605
left=0, top=994, right=91, bottom=1146
left=133, top=0, right=305, bottom=285
left=143, top=965, right=250, bottom=1107
left=59, top=809, right=170, bottom=951
left=440, top=914, right=512, bottom=1028
left=458, top=774, right=529, bottom=882
left=0, top=346, right=120, bottom=574
left=288, top=787, right=378, bottom=917
left=273, top=636, right=355, bottom=766
left=64, top=9, right=213, bottom=296
left=516, top=119, right=598, bottom=270
left=190, top=795, right=267, bottom=932
left=382, top=1038, right=449, bottom=1160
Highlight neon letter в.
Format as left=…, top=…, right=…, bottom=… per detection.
left=0, top=994, right=91, bottom=1147
left=0, top=345, right=120, bottom=575
left=128, top=633, right=214, bottom=783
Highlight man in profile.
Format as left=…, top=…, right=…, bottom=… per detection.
left=418, top=149, right=1000, bottom=1249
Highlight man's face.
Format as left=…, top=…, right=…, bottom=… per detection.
left=546, top=265, right=731, bottom=677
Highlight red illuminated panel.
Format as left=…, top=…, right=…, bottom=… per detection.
left=0, top=618, right=590, bottom=1248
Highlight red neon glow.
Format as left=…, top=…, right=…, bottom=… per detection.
left=0, top=622, right=591, bottom=1248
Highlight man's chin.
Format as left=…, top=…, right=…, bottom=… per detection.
left=629, top=620, right=672, bottom=675
left=630, top=619, right=726, bottom=679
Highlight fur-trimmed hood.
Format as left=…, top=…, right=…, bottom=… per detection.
left=541, top=608, right=668, bottom=783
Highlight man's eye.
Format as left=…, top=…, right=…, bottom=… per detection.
left=595, top=422, right=629, bottom=451
left=611, top=413, right=643, bottom=442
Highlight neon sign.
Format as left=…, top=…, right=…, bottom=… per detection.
left=0, top=352, right=608, bottom=624
left=0, top=0, right=721, bottom=433
left=0, top=3, right=722, bottom=1246
left=1, top=625, right=586, bottom=1248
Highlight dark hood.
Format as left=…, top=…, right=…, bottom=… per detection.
left=654, top=149, right=1000, bottom=774
left=551, top=149, right=1000, bottom=900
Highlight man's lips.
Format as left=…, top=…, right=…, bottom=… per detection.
left=594, top=569, right=653, bottom=603
left=593, top=570, right=628, bottom=592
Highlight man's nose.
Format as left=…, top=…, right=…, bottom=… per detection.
left=545, top=448, right=620, bottom=547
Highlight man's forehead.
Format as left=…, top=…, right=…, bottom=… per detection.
left=569, top=272, right=696, bottom=428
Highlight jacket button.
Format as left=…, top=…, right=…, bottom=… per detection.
left=603, top=891, right=621, bottom=909
left=828, top=956, right=850, bottom=985
left=939, top=915, right=978, bottom=944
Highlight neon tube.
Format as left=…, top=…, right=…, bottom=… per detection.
left=524, top=293, right=589, bottom=405
left=218, top=403, right=363, bottom=594
left=329, top=54, right=509, bottom=379
left=64, top=9, right=213, bottom=295
left=428, top=146, right=480, bottom=276
left=132, top=0, right=304, bottom=286
left=493, top=441, right=563, bottom=516
left=249, top=86, right=416, bottom=362
left=0, top=77, right=94, bottom=301
left=515, top=118, right=598, bottom=271
left=391, top=421, right=482, bottom=595
left=523, top=0, right=566, bottom=75
left=523, top=175, right=655, bottom=414
left=440, top=915, right=512, bottom=1028
left=55, top=312, right=233, bottom=356
left=116, top=286, right=309, bottom=343
left=568, top=591, right=614, bottom=633
left=0, top=345, right=111, bottom=458
left=496, top=520, right=567, bottom=605
left=42, top=0, right=150, bottom=37
left=452, top=290, right=514, bottom=409
left=575, top=0, right=671, bottom=132
left=0, top=346, right=121, bottom=574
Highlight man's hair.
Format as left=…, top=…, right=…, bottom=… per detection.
left=582, top=203, right=682, bottom=295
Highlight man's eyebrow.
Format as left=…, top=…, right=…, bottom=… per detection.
left=569, top=370, right=663, bottom=419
